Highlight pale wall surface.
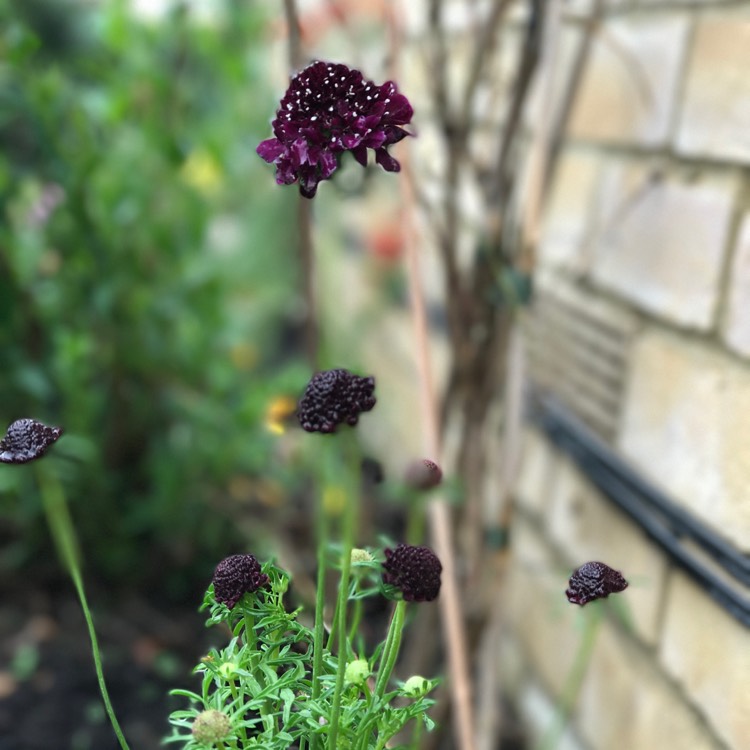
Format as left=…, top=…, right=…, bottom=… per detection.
left=511, top=0, right=750, bottom=749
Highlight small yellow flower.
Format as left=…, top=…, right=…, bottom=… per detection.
left=264, top=395, right=297, bottom=435
left=181, top=149, right=222, bottom=195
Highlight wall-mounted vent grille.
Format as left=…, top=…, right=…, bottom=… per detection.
left=523, top=280, right=637, bottom=443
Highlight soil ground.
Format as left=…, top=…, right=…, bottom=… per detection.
left=0, top=574, right=212, bottom=750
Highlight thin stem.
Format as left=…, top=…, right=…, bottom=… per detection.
left=310, top=506, right=328, bottom=750
left=347, top=588, right=363, bottom=646
left=327, top=437, right=360, bottom=748
left=353, top=600, right=407, bottom=750
left=374, top=600, right=407, bottom=700
left=405, top=494, right=426, bottom=545
left=243, top=612, right=255, bottom=647
left=37, top=469, right=131, bottom=750
left=281, top=0, right=319, bottom=369
left=536, top=603, right=605, bottom=750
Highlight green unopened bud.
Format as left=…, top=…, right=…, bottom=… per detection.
left=192, top=709, right=231, bottom=745
left=401, top=675, right=430, bottom=697
left=351, top=548, right=373, bottom=565
left=219, top=662, right=238, bottom=678
left=345, top=658, right=370, bottom=685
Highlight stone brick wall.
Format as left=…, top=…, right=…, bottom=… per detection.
left=509, top=2, right=750, bottom=749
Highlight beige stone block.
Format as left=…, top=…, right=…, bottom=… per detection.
left=676, top=14, right=750, bottom=163
left=568, top=14, right=690, bottom=145
left=660, top=571, right=750, bottom=750
left=545, top=457, right=669, bottom=646
left=539, top=147, right=602, bottom=273
left=723, top=213, right=750, bottom=358
left=589, top=160, right=736, bottom=329
left=514, top=427, right=560, bottom=515
left=577, top=621, right=726, bottom=750
left=619, top=329, right=750, bottom=551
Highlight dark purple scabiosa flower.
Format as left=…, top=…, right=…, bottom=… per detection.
left=382, top=544, right=442, bottom=602
left=297, top=368, right=376, bottom=434
left=565, top=561, right=628, bottom=606
left=0, top=418, right=63, bottom=464
left=404, top=458, right=443, bottom=491
left=256, top=60, right=414, bottom=198
left=212, top=554, right=269, bottom=609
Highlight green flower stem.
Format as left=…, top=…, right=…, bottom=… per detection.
left=536, top=602, right=605, bottom=750
left=347, top=587, right=364, bottom=646
left=327, top=436, right=360, bottom=748
left=36, top=468, right=131, bottom=750
left=405, top=493, right=426, bottom=545
left=354, top=600, right=408, bottom=750
left=374, top=599, right=407, bottom=700
left=310, top=485, right=329, bottom=750
left=242, top=612, right=255, bottom=647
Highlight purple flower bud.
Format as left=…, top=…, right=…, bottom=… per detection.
left=404, top=459, right=443, bottom=491
left=0, top=419, right=63, bottom=464
left=382, top=544, right=442, bottom=602
left=297, top=369, right=376, bottom=434
left=565, top=561, right=628, bottom=606
left=257, top=61, right=414, bottom=198
left=212, top=554, right=269, bottom=609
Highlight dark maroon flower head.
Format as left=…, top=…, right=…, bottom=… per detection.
left=297, top=368, right=376, bottom=434
left=0, top=419, right=63, bottom=464
left=212, top=554, right=269, bottom=609
left=382, top=544, right=442, bottom=602
left=404, top=459, right=443, bottom=491
left=257, top=60, right=414, bottom=198
left=565, top=561, right=628, bottom=606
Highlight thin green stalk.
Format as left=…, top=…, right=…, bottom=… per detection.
left=327, top=437, right=360, bottom=748
left=405, top=494, right=425, bottom=545
left=536, top=602, right=605, bottom=750
left=226, top=679, right=249, bottom=744
left=374, top=600, right=407, bottom=699
left=354, top=600, right=408, bottom=750
left=243, top=612, right=255, bottom=646
left=310, top=508, right=328, bottom=750
left=37, top=468, right=131, bottom=750
left=347, top=591, right=363, bottom=646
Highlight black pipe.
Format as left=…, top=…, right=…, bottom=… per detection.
left=529, top=393, right=750, bottom=628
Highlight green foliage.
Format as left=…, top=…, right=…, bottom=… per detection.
left=0, top=0, right=305, bottom=587
left=166, top=560, right=438, bottom=750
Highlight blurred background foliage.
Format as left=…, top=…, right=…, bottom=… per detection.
left=0, top=0, right=311, bottom=598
